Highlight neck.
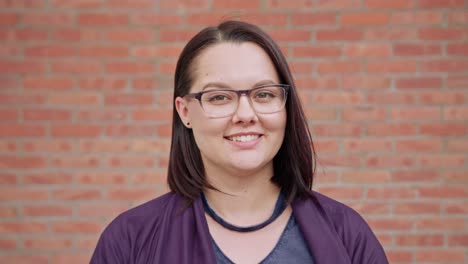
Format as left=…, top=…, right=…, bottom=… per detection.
left=203, top=164, right=281, bottom=226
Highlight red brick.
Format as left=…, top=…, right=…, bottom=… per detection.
left=420, top=123, right=466, bottom=136
left=105, top=93, right=154, bottom=106
left=0, top=222, right=47, bottom=233
left=268, top=30, right=311, bottom=42
left=447, top=43, right=468, bottom=56
left=106, top=62, right=155, bottom=74
left=106, top=0, right=155, bottom=9
left=290, top=62, right=313, bottom=74
left=52, top=221, right=102, bottom=233
left=342, top=107, right=386, bottom=122
left=52, top=28, right=101, bottom=42
left=317, top=154, right=361, bottom=168
left=344, top=44, right=391, bottom=58
left=395, top=203, right=441, bottom=215
left=316, top=29, right=363, bottom=41
left=15, top=29, right=48, bottom=41
left=109, top=155, right=155, bottom=168
left=53, top=189, right=101, bottom=200
left=316, top=186, right=364, bottom=200
left=0, top=189, right=48, bottom=201
left=367, top=218, right=413, bottom=230
left=105, top=125, right=158, bottom=137
left=367, top=61, right=417, bottom=73
left=396, top=139, right=442, bottom=152
left=53, top=253, right=91, bottom=264
left=22, top=173, right=73, bottom=185
left=446, top=201, right=468, bottom=214
left=318, top=61, right=362, bottom=74
left=24, top=238, right=72, bottom=250
left=0, top=173, right=16, bottom=184
left=51, top=156, right=99, bottom=168
left=78, top=13, right=129, bottom=26
left=0, top=45, right=21, bottom=57
left=419, top=0, right=464, bottom=8
left=448, top=11, right=468, bottom=24
left=77, top=109, right=128, bottom=122
left=52, top=0, right=102, bottom=8
left=396, top=234, right=443, bottom=246
left=79, top=46, right=129, bottom=58
left=0, top=125, right=45, bottom=137
left=213, top=0, right=260, bottom=9
left=78, top=77, right=127, bottom=91
left=23, top=205, right=72, bottom=217
left=447, top=139, right=468, bottom=152
left=393, top=43, right=441, bottom=56
left=342, top=13, right=389, bottom=26
left=51, top=125, right=101, bottom=137
left=75, top=172, right=126, bottom=185
left=420, top=154, right=465, bottom=167
left=0, top=155, right=46, bottom=169
left=342, top=76, right=390, bottom=90
left=107, top=188, right=156, bottom=200
left=49, top=93, right=100, bottom=106
left=392, top=170, right=440, bottom=182
left=131, top=14, right=182, bottom=26
left=344, top=139, right=392, bottom=152
left=312, top=124, right=361, bottom=137
left=313, top=140, right=339, bottom=152
left=390, top=107, right=441, bottom=121
left=51, top=61, right=102, bottom=74
left=418, top=186, right=466, bottom=198
left=368, top=92, right=416, bottom=105
left=291, top=13, right=337, bottom=26
left=23, top=140, right=73, bottom=152
left=157, top=124, right=172, bottom=137
left=365, top=28, right=416, bottom=41
left=0, top=0, right=45, bottom=8
left=365, top=0, right=415, bottom=9
left=312, top=92, right=363, bottom=105
left=132, top=109, right=172, bottom=122
left=347, top=202, right=390, bottom=214
left=159, top=62, right=176, bottom=75
left=367, top=123, right=417, bottom=136
left=132, top=45, right=182, bottom=58
left=22, top=13, right=73, bottom=26
left=391, top=11, right=443, bottom=25
left=0, top=77, right=19, bottom=90
left=0, top=141, right=16, bottom=152
left=417, top=218, right=464, bottom=231
left=0, top=238, right=16, bottom=250
left=0, top=255, right=48, bottom=264
left=444, top=171, right=468, bottom=183
left=23, top=77, right=74, bottom=90
left=419, top=28, right=466, bottom=41
left=160, top=29, right=198, bottom=42
left=420, top=92, right=465, bottom=104
left=444, top=106, right=468, bottom=120
left=366, top=155, right=415, bottom=168
left=341, top=170, right=391, bottom=183
left=24, top=109, right=71, bottom=121
left=0, top=60, right=46, bottom=74
left=316, top=0, right=362, bottom=9
left=266, top=0, right=314, bottom=8
left=160, top=0, right=210, bottom=9
left=291, top=77, right=340, bottom=90
left=0, top=109, right=18, bottom=121
left=105, top=29, right=154, bottom=43
left=78, top=203, right=128, bottom=217
left=305, top=108, right=337, bottom=121
left=25, top=45, right=76, bottom=58
left=0, top=13, right=19, bottom=26
left=293, top=46, right=341, bottom=57
left=449, top=235, right=468, bottom=246
left=133, top=172, right=167, bottom=185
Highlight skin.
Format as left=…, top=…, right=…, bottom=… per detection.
left=175, top=42, right=291, bottom=263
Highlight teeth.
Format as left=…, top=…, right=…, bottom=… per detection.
left=228, top=135, right=259, bottom=142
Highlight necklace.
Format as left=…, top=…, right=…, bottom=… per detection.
left=201, top=191, right=287, bottom=233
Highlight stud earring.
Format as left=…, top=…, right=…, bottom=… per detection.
left=187, top=122, right=190, bottom=126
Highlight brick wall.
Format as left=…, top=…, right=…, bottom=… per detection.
left=0, top=0, right=467, bottom=263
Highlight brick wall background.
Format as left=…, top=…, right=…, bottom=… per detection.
left=1, top=0, right=467, bottom=263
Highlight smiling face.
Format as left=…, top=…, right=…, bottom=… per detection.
left=175, top=42, right=287, bottom=180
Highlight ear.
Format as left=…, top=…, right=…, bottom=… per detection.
left=175, top=96, right=191, bottom=128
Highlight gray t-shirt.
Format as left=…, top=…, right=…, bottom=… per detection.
left=212, top=214, right=314, bottom=263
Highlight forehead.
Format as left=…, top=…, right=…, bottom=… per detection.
left=190, top=42, right=280, bottom=90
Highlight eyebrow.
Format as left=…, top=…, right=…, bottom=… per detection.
left=201, top=80, right=277, bottom=91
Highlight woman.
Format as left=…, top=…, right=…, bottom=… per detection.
left=91, top=20, right=388, bottom=264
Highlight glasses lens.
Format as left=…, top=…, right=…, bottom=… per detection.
left=250, top=86, right=286, bottom=114
left=200, top=90, right=238, bottom=117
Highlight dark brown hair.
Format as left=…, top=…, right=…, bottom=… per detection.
left=168, top=20, right=317, bottom=204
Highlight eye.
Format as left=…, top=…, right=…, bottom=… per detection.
left=202, top=91, right=235, bottom=105
left=255, top=91, right=275, bottom=99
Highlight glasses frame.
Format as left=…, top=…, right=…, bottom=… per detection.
left=184, top=84, right=290, bottom=118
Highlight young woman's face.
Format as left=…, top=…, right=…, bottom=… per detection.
left=176, top=42, right=286, bottom=177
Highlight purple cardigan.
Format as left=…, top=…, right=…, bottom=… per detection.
left=91, top=192, right=388, bottom=263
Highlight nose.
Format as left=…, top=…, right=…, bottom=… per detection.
left=232, top=94, right=257, bottom=123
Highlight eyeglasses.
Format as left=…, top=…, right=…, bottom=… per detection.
left=184, top=84, right=289, bottom=118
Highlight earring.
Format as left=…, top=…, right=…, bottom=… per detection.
left=187, top=122, right=190, bottom=126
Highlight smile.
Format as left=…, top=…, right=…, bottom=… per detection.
left=226, top=135, right=260, bottom=142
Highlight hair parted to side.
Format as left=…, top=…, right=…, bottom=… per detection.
left=168, top=20, right=317, bottom=205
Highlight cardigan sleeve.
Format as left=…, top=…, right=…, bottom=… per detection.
left=90, top=215, right=130, bottom=264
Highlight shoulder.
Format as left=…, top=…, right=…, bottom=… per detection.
left=303, top=191, right=389, bottom=263
left=90, top=192, right=184, bottom=263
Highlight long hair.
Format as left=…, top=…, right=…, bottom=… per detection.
left=168, top=20, right=317, bottom=205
